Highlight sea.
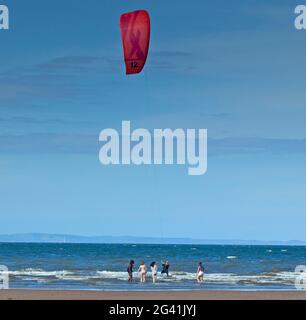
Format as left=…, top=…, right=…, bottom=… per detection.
left=0, top=243, right=305, bottom=291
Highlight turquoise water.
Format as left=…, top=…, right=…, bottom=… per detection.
left=0, top=243, right=305, bottom=291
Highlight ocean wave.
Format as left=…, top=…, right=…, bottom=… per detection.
left=226, top=256, right=238, bottom=259
left=7, top=268, right=300, bottom=286
left=9, top=268, right=73, bottom=277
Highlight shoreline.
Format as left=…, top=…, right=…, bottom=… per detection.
left=1, top=289, right=306, bottom=300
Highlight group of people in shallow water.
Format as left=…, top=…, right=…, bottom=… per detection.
left=127, top=260, right=205, bottom=283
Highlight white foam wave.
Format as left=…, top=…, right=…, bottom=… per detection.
left=97, top=271, right=128, bottom=281
left=9, top=268, right=73, bottom=277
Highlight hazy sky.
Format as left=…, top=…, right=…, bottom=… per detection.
left=0, top=0, right=306, bottom=240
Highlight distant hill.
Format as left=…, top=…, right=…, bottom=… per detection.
left=0, top=233, right=305, bottom=246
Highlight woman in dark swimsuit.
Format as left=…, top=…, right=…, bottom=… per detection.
left=161, top=260, right=170, bottom=276
left=127, top=260, right=135, bottom=283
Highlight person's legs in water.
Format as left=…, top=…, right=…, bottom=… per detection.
left=142, top=272, right=146, bottom=283
left=153, top=273, right=157, bottom=283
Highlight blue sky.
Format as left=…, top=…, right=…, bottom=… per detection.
left=0, top=0, right=306, bottom=240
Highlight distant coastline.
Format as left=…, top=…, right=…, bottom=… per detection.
left=0, top=233, right=305, bottom=246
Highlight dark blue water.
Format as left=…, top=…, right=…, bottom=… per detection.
left=0, top=243, right=305, bottom=291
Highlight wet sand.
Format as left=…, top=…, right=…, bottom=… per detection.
left=0, top=290, right=306, bottom=300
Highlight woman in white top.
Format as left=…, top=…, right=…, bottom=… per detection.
left=196, top=262, right=204, bottom=282
left=138, top=261, right=147, bottom=283
left=150, top=262, right=158, bottom=284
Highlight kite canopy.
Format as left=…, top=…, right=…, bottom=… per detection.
left=120, top=10, right=150, bottom=75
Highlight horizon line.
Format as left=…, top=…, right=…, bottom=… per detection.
left=0, top=233, right=305, bottom=246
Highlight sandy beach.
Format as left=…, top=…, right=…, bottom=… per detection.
left=0, top=290, right=306, bottom=300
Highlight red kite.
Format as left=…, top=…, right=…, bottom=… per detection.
left=120, top=10, right=150, bottom=75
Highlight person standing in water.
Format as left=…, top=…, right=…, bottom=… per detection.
left=196, top=262, right=204, bottom=282
left=161, top=260, right=170, bottom=276
left=138, top=261, right=147, bottom=283
left=127, top=260, right=135, bottom=283
left=150, top=261, right=158, bottom=284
